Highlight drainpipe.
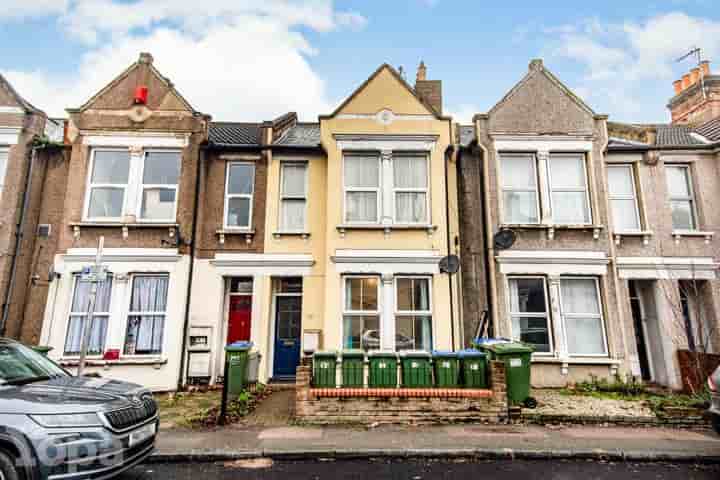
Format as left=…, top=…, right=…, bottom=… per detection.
left=444, top=118, right=457, bottom=350
left=177, top=142, right=203, bottom=390
left=0, top=142, right=37, bottom=337
left=475, top=134, right=497, bottom=338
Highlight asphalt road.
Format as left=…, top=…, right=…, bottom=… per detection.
left=120, top=459, right=720, bottom=479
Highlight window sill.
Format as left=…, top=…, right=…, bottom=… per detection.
left=613, top=230, right=653, bottom=246
left=58, top=357, right=167, bottom=368
left=273, top=231, right=311, bottom=239
left=216, top=229, right=255, bottom=245
left=70, top=222, right=178, bottom=240
left=336, top=224, right=438, bottom=238
left=531, top=355, right=620, bottom=374
left=672, top=230, right=714, bottom=244
left=499, top=223, right=604, bottom=240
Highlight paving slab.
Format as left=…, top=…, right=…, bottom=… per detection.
left=258, top=427, right=324, bottom=440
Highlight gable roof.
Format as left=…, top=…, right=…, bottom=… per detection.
left=70, top=53, right=198, bottom=114
left=324, top=63, right=442, bottom=119
left=0, top=73, right=43, bottom=115
left=208, top=122, right=262, bottom=146
left=488, top=59, right=596, bottom=118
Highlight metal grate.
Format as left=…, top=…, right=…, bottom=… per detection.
left=104, top=396, right=157, bottom=431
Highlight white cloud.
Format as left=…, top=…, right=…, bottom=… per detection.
left=0, top=0, right=68, bottom=19
left=4, top=1, right=366, bottom=121
left=542, top=12, right=720, bottom=121
left=447, top=103, right=480, bottom=124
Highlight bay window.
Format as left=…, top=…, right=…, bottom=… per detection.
left=64, top=275, right=113, bottom=355
left=343, top=154, right=380, bottom=223
left=501, top=154, right=539, bottom=224
left=124, top=275, right=169, bottom=355
left=395, top=277, right=432, bottom=351
left=508, top=276, right=607, bottom=357
left=393, top=154, right=429, bottom=224
left=508, top=277, right=551, bottom=353
left=225, top=162, right=255, bottom=229
left=666, top=165, right=697, bottom=231
left=140, top=151, right=180, bottom=221
left=607, top=165, right=641, bottom=231
left=343, top=276, right=380, bottom=350
left=279, top=162, right=307, bottom=231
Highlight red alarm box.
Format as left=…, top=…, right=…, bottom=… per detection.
left=103, top=349, right=120, bottom=361
left=134, top=85, right=148, bottom=104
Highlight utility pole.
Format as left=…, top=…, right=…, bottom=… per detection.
left=77, top=236, right=106, bottom=377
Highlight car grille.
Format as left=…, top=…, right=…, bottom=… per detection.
left=104, top=396, right=157, bottom=431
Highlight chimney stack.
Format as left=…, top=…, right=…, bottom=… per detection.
left=139, top=52, right=154, bottom=65
left=690, top=67, right=700, bottom=84
left=682, top=73, right=691, bottom=90
left=414, top=61, right=442, bottom=114
left=673, top=79, right=683, bottom=94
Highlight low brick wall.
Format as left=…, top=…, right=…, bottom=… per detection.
left=295, top=361, right=508, bottom=425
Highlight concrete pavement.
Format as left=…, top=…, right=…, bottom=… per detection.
left=153, top=424, right=720, bottom=463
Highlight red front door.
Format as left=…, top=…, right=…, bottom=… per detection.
left=227, top=295, right=252, bottom=343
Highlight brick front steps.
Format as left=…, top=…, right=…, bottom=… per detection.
left=295, top=361, right=509, bottom=425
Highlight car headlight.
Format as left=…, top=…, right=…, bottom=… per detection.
left=30, top=413, right=103, bottom=428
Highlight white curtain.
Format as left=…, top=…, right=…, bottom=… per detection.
left=395, top=192, right=427, bottom=223
left=560, top=279, right=599, bottom=313
left=0, top=150, right=7, bottom=191
left=282, top=163, right=306, bottom=196
left=344, top=155, right=379, bottom=188
left=501, top=155, right=536, bottom=189
left=281, top=199, right=306, bottom=231
left=64, top=277, right=113, bottom=354
left=393, top=155, right=427, bottom=188
left=346, top=192, right=377, bottom=222
left=561, top=279, right=605, bottom=355
left=125, top=276, right=168, bottom=354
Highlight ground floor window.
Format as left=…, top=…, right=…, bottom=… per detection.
left=508, top=275, right=607, bottom=357
left=343, top=276, right=380, bottom=350
left=124, top=275, right=169, bottom=355
left=64, top=275, right=113, bottom=355
left=395, top=277, right=432, bottom=351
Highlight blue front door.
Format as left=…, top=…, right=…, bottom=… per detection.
left=273, top=295, right=302, bottom=378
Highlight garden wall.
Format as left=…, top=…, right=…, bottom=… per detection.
left=295, top=361, right=508, bottom=424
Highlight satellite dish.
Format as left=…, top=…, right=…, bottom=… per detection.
left=439, top=255, right=460, bottom=274
left=494, top=229, right=517, bottom=250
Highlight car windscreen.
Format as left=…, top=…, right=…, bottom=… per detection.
left=0, top=343, right=68, bottom=385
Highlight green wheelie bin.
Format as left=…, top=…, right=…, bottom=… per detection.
left=313, top=351, right=338, bottom=388
left=225, top=341, right=252, bottom=397
left=400, top=350, right=433, bottom=388
left=458, top=349, right=488, bottom=388
left=341, top=349, right=365, bottom=387
left=368, top=351, right=398, bottom=388
left=475, top=340, right=534, bottom=406
left=432, top=351, right=461, bottom=387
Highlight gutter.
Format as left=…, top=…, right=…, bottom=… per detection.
left=177, top=143, right=203, bottom=390
left=0, top=141, right=36, bottom=336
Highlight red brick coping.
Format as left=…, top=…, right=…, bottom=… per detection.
left=309, top=387, right=493, bottom=398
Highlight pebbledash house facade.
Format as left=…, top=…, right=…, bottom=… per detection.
left=1, top=53, right=718, bottom=391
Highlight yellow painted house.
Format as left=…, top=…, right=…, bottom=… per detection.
left=252, top=63, right=462, bottom=381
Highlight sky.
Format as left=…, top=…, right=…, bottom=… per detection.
left=1, top=1, right=718, bottom=124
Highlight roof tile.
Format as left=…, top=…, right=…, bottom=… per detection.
left=208, top=122, right=262, bottom=146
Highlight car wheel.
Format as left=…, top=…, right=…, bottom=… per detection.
left=0, top=450, right=21, bottom=480
left=713, top=414, right=720, bottom=435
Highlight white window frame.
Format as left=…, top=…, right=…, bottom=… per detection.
left=607, top=164, right=641, bottom=233
left=507, top=276, right=553, bottom=356
left=391, top=153, right=430, bottom=225
left=558, top=276, right=608, bottom=357
left=63, top=274, right=113, bottom=357
left=0, top=147, right=8, bottom=198
left=547, top=153, right=592, bottom=225
left=279, top=161, right=308, bottom=232
left=136, top=149, right=181, bottom=223
left=223, top=161, right=255, bottom=230
left=342, top=153, right=382, bottom=225
left=83, top=148, right=130, bottom=222
left=499, top=153, right=541, bottom=225
left=122, top=273, right=169, bottom=357
left=666, top=164, right=698, bottom=231
left=342, top=275, right=381, bottom=349
left=394, top=275, right=434, bottom=351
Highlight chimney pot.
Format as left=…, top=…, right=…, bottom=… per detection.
left=139, top=52, right=154, bottom=65
left=673, top=79, right=683, bottom=94
left=700, top=60, right=710, bottom=77
left=529, top=58, right=544, bottom=71
left=682, top=73, right=691, bottom=90
left=691, top=67, right=700, bottom=84
left=416, top=61, right=427, bottom=83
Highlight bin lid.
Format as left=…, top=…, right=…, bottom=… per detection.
left=484, top=342, right=534, bottom=354
left=399, top=350, right=431, bottom=358
left=457, top=349, right=487, bottom=358
left=368, top=350, right=398, bottom=359
left=432, top=350, right=459, bottom=358
left=471, top=337, right=512, bottom=347
left=341, top=349, right=365, bottom=358
left=313, top=350, right=338, bottom=358
left=225, top=341, right=253, bottom=351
